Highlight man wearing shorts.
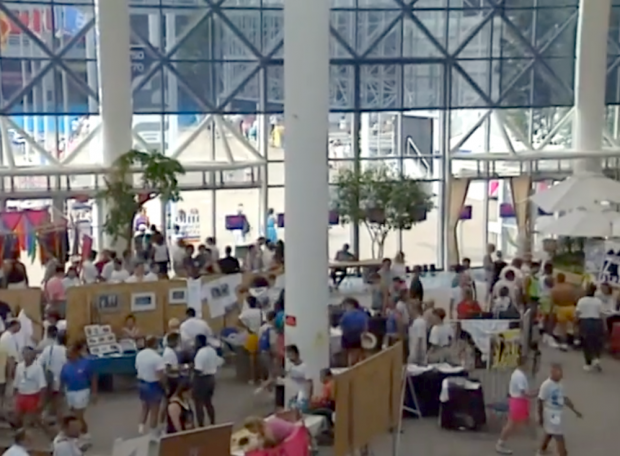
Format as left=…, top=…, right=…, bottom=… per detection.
left=14, top=347, right=46, bottom=430
left=537, top=363, right=582, bottom=456
left=550, top=274, right=577, bottom=351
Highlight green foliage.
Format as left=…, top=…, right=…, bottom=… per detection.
left=98, top=150, right=186, bottom=244
left=332, top=165, right=434, bottom=257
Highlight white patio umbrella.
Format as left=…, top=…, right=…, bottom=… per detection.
left=530, top=172, right=620, bottom=213
left=537, top=209, right=620, bottom=237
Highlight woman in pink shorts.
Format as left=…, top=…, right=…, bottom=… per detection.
left=496, top=356, right=535, bottom=454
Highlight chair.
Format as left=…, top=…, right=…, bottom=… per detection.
left=609, top=322, right=620, bottom=356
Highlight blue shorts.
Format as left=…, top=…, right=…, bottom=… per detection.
left=138, top=380, right=164, bottom=405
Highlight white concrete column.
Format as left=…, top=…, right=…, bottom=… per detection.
left=573, top=0, right=612, bottom=173
left=94, top=0, right=133, bottom=249
left=284, top=0, right=330, bottom=386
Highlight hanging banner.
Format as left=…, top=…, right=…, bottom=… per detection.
left=489, top=329, right=522, bottom=369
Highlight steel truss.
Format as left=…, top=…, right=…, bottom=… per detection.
left=1, top=0, right=620, bottom=178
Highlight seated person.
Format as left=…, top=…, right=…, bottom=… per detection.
left=120, top=314, right=143, bottom=347
left=456, top=288, right=482, bottom=319
left=308, top=369, right=335, bottom=429
left=492, top=286, right=519, bottom=318
left=243, top=415, right=298, bottom=449
left=331, top=244, right=356, bottom=289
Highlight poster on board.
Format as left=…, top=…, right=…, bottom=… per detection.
left=187, top=278, right=203, bottom=318
left=202, top=274, right=243, bottom=318
left=489, top=329, right=521, bottom=369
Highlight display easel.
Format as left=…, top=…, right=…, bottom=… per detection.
left=398, top=366, right=422, bottom=419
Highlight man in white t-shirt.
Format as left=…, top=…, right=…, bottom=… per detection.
left=575, top=284, right=605, bottom=371
left=284, top=344, right=311, bottom=409
left=537, top=364, right=581, bottom=456
left=135, top=337, right=166, bottom=435
left=180, top=308, right=212, bottom=347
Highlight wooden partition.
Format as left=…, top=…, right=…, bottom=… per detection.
left=66, top=282, right=167, bottom=341
left=0, top=288, right=43, bottom=338
left=66, top=270, right=285, bottom=342
left=334, top=343, right=403, bottom=456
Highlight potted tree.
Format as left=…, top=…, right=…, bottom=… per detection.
left=98, top=150, right=185, bottom=248
left=332, top=165, right=434, bottom=258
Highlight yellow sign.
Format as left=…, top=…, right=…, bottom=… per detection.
left=489, top=329, right=521, bottom=369
left=0, top=12, right=9, bottom=50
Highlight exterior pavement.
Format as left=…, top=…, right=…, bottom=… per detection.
left=5, top=346, right=613, bottom=455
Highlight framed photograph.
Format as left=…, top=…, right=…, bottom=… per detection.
left=168, top=288, right=187, bottom=305
left=84, top=325, right=101, bottom=338
left=108, top=343, right=122, bottom=353
left=96, top=294, right=120, bottom=313
left=100, top=325, right=112, bottom=335
left=131, top=292, right=156, bottom=312
left=104, top=334, right=116, bottom=344
left=89, top=346, right=102, bottom=356
left=86, top=337, right=99, bottom=347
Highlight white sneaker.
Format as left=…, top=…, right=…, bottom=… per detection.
left=559, top=343, right=569, bottom=351
left=138, top=424, right=145, bottom=434
left=495, top=442, right=513, bottom=454
left=583, top=365, right=592, bottom=372
left=593, top=359, right=602, bottom=371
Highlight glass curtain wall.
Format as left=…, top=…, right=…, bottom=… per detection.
left=0, top=0, right=594, bottom=268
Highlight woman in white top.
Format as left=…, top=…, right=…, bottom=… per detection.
left=576, top=283, right=605, bottom=371
left=62, top=268, right=81, bottom=290
left=192, top=334, right=223, bottom=426
left=391, top=251, right=407, bottom=280
left=152, top=233, right=170, bottom=278
left=135, top=336, right=166, bottom=435
left=496, top=355, right=534, bottom=454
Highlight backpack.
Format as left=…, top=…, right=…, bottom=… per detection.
left=258, top=327, right=271, bottom=352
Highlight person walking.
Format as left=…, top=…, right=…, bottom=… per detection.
left=576, top=283, right=605, bottom=372
left=536, top=363, right=582, bottom=456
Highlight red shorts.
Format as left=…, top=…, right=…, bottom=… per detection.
left=508, top=397, right=530, bottom=422
left=15, top=393, right=41, bottom=415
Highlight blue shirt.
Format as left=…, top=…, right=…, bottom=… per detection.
left=340, top=309, right=369, bottom=334
left=60, top=357, right=92, bottom=392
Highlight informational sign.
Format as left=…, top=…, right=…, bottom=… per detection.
left=592, top=240, right=620, bottom=285
left=489, top=329, right=521, bottom=369
left=96, top=294, right=120, bottom=313
left=130, top=45, right=156, bottom=80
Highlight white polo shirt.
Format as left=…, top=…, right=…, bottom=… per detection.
left=194, top=346, right=223, bottom=375
left=14, top=361, right=46, bottom=395
left=162, top=347, right=179, bottom=372
left=180, top=318, right=213, bottom=345
left=135, top=348, right=165, bottom=383
left=101, top=261, right=114, bottom=281
left=125, top=273, right=158, bottom=283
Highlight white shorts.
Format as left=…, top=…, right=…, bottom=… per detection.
left=543, top=409, right=564, bottom=436
left=66, top=389, right=90, bottom=410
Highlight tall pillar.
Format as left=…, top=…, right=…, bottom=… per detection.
left=573, top=0, right=612, bottom=173
left=94, top=0, right=133, bottom=249
left=284, top=0, right=330, bottom=385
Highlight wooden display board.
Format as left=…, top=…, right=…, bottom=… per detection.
left=66, top=282, right=167, bottom=341
left=333, top=343, right=403, bottom=456
left=159, top=423, right=233, bottom=456
left=0, top=288, right=43, bottom=337
left=65, top=270, right=284, bottom=342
